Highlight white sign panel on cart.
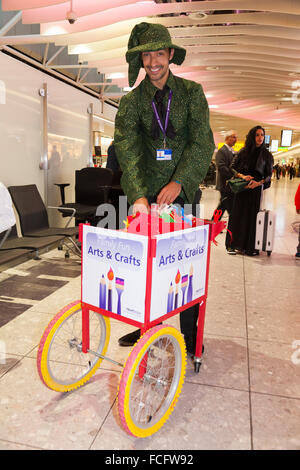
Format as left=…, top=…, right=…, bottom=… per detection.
left=82, top=225, right=148, bottom=323
left=150, top=225, right=209, bottom=322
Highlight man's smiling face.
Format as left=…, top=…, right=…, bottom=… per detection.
left=141, top=48, right=174, bottom=89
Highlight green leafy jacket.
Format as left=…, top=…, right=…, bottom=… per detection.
left=114, top=71, right=215, bottom=205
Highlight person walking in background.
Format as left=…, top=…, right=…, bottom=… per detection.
left=295, top=183, right=300, bottom=259
left=274, top=163, right=281, bottom=180
left=214, top=130, right=237, bottom=254
left=227, top=125, right=273, bottom=256
left=290, top=163, right=296, bottom=180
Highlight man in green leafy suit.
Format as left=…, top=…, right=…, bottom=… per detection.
left=114, top=22, right=215, bottom=352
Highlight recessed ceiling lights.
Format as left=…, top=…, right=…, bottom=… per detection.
left=106, top=73, right=126, bottom=79
left=188, top=11, right=208, bottom=20
left=206, top=66, right=219, bottom=71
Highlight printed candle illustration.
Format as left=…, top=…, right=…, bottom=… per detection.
left=115, top=277, right=124, bottom=315
left=99, top=274, right=106, bottom=309
left=187, top=265, right=193, bottom=303
left=166, top=282, right=174, bottom=313
left=174, top=269, right=180, bottom=309
left=181, top=274, right=188, bottom=306
left=107, top=267, right=114, bottom=311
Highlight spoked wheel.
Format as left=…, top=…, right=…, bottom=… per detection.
left=37, top=301, right=110, bottom=392
left=118, top=324, right=186, bottom=438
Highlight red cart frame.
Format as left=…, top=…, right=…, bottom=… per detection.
left=79, top=215, right=225, bottom=372
left=37, top=211, right=225, bottom=437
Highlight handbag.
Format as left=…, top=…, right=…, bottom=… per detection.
left=227, top=177, right=249, bottom=194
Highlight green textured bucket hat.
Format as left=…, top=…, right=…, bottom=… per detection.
left=126, top=22, right=186, bottom=87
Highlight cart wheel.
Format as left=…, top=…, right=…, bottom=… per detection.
left=118, top=324, right=186, bottom=438
left=37, top=300, right=110, bottom=392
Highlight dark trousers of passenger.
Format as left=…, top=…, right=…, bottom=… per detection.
left=148, top=195, right=200, bottom=351
left=215, top=190, right=234, bottom=219
left=215, top=191, right=234, bottom=249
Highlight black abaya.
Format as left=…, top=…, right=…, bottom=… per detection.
left=227, top=147, right=265, bottom=253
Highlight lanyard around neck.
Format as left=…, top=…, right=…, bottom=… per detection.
left=151, top=89, right=173, bottom=139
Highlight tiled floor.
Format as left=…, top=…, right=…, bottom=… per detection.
left=0, top=177, right=299, bottom=450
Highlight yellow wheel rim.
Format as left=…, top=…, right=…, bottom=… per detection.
left=38, top=301, right=110, bottom=392
left=118, top=325, right=186, bottom=438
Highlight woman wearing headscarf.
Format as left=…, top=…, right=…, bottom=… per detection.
left=227, top=126, right=273, bottom=256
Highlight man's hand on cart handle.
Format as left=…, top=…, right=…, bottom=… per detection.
left=157, top=181, right=181, bottom=207
left=133, top=197, right=150, bottom=215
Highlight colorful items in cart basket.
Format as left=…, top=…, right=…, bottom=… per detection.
left=99, top=267, right=125, bottom=315
left=167, top=265, right=193, bottom=313
left=124, top=204, right=194, bottom=235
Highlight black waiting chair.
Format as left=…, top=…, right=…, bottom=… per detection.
left=0, top=183, right=63, bottom=263
left=8, top=184, right=80, bottom=258
left=56, top=167, right=114, bottom=226
left=0, top=224, right=63, bottom=261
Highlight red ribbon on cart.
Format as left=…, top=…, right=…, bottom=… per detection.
left=211, top=210, right=232, bottom=246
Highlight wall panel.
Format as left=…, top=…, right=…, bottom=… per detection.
left=0, top=52, right=117, bottom=228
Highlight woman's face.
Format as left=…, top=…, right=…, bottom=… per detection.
left=255, top=128, right=265, bottom=147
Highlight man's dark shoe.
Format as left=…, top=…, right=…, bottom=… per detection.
left=118, top=329, right=141, bottom=347
left=226, top=247, right=236, bottom=255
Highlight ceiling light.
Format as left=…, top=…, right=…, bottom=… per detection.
left=71, top=45, right=92, bottom=54
left=209, top=105, right=219, bottom=109
left=206, top=66, right=219, bottom=71
left=106, top=73, right=126, bottom=79
left=188, top=12, right=208, bottom=20
left=42, top=26, right=68, bottom=36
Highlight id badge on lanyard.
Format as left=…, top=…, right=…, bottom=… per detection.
left=152, top=90, right=173, bottom=161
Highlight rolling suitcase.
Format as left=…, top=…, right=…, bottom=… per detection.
left=255, top=210, right=276, bottom=256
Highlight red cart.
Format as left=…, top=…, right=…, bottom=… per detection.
left=37, top=209, right=224, bottom=438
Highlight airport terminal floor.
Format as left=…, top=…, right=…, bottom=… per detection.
left=0, top=177, right=299, bottom=451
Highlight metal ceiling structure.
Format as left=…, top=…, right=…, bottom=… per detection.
left=1, top=0, right=300, bottom=145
